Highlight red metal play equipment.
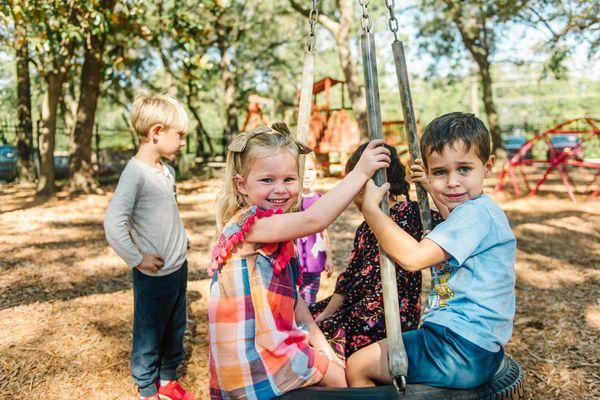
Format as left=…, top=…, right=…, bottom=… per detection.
left=495, top=117, right=600, bottom=202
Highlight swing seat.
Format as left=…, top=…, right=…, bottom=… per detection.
left=278, top=355, right=525, bottom=400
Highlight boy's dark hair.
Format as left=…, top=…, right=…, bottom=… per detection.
left=420, top=112, right=491, bottom=168
left=345, top=142, right=410, bottom=200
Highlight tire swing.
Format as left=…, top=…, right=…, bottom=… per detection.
left=280, top=1, right=525, bottom=399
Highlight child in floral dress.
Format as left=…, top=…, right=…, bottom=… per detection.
left=310, top=143, right=443, bottom=360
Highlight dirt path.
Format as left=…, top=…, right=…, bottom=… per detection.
left=1, top=178, right=598, bottom=399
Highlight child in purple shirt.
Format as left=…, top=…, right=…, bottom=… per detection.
left=297, top=153, right=333, bottom=304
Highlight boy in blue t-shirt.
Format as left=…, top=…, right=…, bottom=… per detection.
left=346, top=112, right=516, bottom=389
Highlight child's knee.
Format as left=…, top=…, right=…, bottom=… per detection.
left=322, top=362, right=348, bottom=388
left=345, top=355, right=363, bottom=386
left=331, top=372, right=348, bottom=388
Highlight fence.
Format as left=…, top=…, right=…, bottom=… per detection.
left=1, top=120, right=593, bottom=149
left=0, top=122, right=224, bottom=154
left=0, top=121, right=227, bottom=181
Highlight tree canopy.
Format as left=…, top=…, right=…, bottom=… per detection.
left=0, top=0, right=597, bottom=192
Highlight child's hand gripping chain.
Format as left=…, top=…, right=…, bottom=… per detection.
left=410, top=158, right=450, bottom=219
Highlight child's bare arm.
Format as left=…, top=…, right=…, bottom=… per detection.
left=362, top=180, right=446, bottom=271
left=295, top=299, right=344, bottom=367
left=294, top=297, right=321, bottom=333
left=410, top=159, right=450, bottom=219
left=322, top=229, right=334, bottom=277
left=245, top=140, right=390, bottom=244
left=315, top=293, right=345, bottom=323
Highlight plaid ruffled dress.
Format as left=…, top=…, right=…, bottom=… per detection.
left=208, top=206, right=328, bottom=400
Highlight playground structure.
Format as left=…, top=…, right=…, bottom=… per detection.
left=496, top=118, right=600, bottom=202
left=240, top=95, right=275, bottom=132
left=307, top=76, right=413, bottom=173
left=242, top=76, right=413, bottom=174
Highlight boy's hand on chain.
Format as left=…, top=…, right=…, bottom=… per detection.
left=136, top=253, right=164, bottom=273
left=362, top=179, right=390, bottom=213
left=409, top=159, right=431, bottom=190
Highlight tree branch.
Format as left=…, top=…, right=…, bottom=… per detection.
left=527, top=6, right=558, bottom=38
left=288, top=0, right=339, bottom=36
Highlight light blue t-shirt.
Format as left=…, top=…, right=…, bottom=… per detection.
left=422, top=194, right=516, bottom=352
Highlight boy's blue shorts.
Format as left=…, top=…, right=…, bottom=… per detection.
left=403, top=322, right=504, bottom=389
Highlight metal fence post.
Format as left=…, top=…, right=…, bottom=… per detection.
left=95, top=124, right=100, bottom=179
left=35, top=120, right=41, bottom=179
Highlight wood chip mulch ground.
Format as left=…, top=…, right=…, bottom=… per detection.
left=1, top=173, right=598, bottom=399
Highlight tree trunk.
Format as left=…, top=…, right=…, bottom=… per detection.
left=69, top=24, right=109, bottom=193
left=188, top=102, right=214, bottom=158
left=219, top=43, right=239, bottom=149
left=185, top=77, right=214, bottom=158
left=337, top=0, right=368, bottom=138
left=451, top=5, right=503, bottom=154
left=223, top=79, right=239, bottom=145
left=15, top=23, right=35, bottom=182
left=475, top=58, right=502, bottom=153
left=37, top=74, right=62, bottom=195
left=35, top=1, right=78, bottom=195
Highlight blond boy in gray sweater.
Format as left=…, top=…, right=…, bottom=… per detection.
left=104, top=91, right=195, bottom=400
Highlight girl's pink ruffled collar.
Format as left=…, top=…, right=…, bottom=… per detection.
left=209, top=207, right=301, bottom=283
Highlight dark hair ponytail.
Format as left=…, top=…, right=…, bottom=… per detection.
left=345, top=142, right=410, bottom=201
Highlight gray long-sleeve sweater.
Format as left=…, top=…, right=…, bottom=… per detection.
left=104, top=157, right=188, bottom=276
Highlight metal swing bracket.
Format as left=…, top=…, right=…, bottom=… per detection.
left=385, top=0, right=434, bottom=233
left=296, top=0, right=319, bottom=182
left=359, top=0, right=409, bottom=383
left=393, top=374, right=407, bottom=394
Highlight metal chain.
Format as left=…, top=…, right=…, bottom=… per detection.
left=306, top=0, right=319, bottom=52
left=358, top=0, right=372, bottom=33
left=385, top=0, right=399, bottom=41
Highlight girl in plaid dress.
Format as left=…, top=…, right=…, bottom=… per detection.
left=208, top=123, right=390, bottom=399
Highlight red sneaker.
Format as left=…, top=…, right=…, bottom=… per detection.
left=158, top=381, right=196, bottom=400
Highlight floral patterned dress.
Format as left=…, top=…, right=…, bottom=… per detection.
left=309, top=201, right=443, bottom=360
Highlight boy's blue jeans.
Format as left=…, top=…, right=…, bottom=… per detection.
left=131, top=261, right=188, bottom=396
left=404, top=322, right=504, bottom=389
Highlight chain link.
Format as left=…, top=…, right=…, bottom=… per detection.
left=306, top=0, right=319, bottom=52
left=385, top=0, right=399, bottom=41
left=358, top=0, right=372, bottom=33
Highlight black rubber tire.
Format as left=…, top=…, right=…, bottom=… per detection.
left=278, top=355, right=525, bottom=399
